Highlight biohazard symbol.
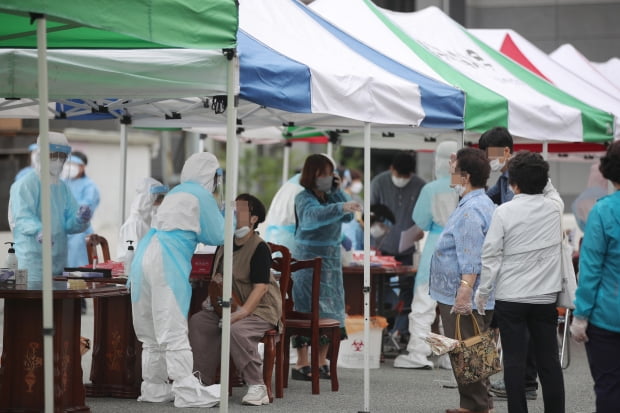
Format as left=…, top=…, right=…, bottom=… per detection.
left=351, top=339, right=364, bottom=352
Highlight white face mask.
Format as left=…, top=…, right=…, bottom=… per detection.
left=489, top=159, right=505, bottom=172
left=391, top=175, right=411, bottom=188
left=315, top=176, right=333, bottom=193
left=370, top=224, right=386, bottom=238
left=234, top=226, right=251, bottom=239
left=350, top=181, right=363, bottom=194
left=49, top=159, right=65, bottom=177
left=453, top=184, right=466, bottom=197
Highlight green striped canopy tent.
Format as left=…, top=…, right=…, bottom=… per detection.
left=0, top=2, right=239, bottom=410
left=311, top=0, right=614, bottom=144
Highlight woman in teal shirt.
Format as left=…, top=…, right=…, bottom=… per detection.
left=571, top=140, right=620, bottom=413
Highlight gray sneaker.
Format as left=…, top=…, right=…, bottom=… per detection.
left=242, top=384, right=269, bottom=406
left=526, top=389, right=538, bottom=400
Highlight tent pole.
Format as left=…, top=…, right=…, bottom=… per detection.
left=542, top=140, right=549, bottom=160
left=219, top=50, right=239, bottom=413
left=282, top=143, right=291, bottom=185
left=119, top=122, right=128, bottom=226
left=327, top=140, right=333, bottom=158
left=36, top=15, right=54, bottom=413
left=362, top=122, right=371, bottom=413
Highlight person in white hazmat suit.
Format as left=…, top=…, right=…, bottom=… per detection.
left=263, top=173, right=302, bottom=251
left=116, top=177, right=169, bottom=260
left=8, top=132, right=92, bottom=281
left=394, top=141, right=459, bottom=369
left=128, top=152, right=224, bottom=408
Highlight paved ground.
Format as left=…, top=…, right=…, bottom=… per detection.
left=2, top=299, right=596, bottom=412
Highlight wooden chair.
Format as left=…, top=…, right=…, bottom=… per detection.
left=263, top=242, right=292, bottom=402
left=85, top=234, right=110, bottom=265
left=283, top=257, right=341, bottom=395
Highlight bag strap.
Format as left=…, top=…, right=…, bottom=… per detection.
left=455, top=314, right=482, bottom=341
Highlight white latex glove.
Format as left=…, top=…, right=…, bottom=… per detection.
left=231, top=306, right=249, bottom=324
left=343, top=201, right=362, bottom=213
left=451, top=285, right=473, bottom=315
left=570, top=317, right=589, bottom=343
left=474, top=289, right=489, bottom=315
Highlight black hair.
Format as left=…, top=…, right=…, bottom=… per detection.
left=507, top=151, right=549, bottom=194
left=72, top=150, right=88, bottom=166
left=599, top=141, right=620, bottom=184
left=235, top=193, right=266, bottom=230
left=478, top=127, right=514, bottom=153
left=455, top=147, right=490, bottom=188
left=391, top=151, right=416, bottom=176
left=368, top=204, right=395, bottom=226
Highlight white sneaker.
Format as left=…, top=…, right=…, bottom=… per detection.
left=393, top=353, right=433, bottom=369
left=242, top=384, right=269, bottom=406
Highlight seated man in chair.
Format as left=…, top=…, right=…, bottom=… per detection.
left=189, top=193, right=282, bottom=406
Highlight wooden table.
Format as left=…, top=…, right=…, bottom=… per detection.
left=342, top=265, right=417, bottom=316
left=0, top=281, right=127, bottom=412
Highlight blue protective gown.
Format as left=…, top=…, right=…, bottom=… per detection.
left=129, top=181, right=225, bottom=316
left=9, top=171, right=88, bottom=281
left=64, top=175, right=100, bottom=267
left=293, top=188, right=353, bottom=326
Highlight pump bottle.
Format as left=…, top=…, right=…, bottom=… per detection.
left=124, top=240, right=135, bottom=274
left=5, top=242, right=17, bottom=271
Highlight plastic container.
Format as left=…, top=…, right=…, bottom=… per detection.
left=124, top=240, right=134, bottom=275
left=338, top=315, right=388, bottom=369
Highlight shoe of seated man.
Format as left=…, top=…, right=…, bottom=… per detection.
left=525, top=389, right=538, bottom=400
left=242, top=384, right=269, bottom=406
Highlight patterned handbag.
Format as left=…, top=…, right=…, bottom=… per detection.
left=448, top=314, right=502, bottom=385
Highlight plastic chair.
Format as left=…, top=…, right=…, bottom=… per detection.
left=85, top=234, right=110, bottom=265
left=283, top=257, right=341, bottom=395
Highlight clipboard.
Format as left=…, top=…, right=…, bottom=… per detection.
left=398, top=224, right=423, bottom=253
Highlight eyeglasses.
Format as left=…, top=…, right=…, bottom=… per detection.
left=50, top=152, right=68, bottom=161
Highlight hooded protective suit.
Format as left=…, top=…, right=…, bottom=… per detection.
left=117, top=177, right=168, bottom=260
left=263, top=174, right=302, bottom=251
left=64, top=155, right=101, bottom=267
left=8, top=132, right=89, bottom=282
left=128, top=152, right=224, bottom=407
left=394, top=141, right=459, bottom=369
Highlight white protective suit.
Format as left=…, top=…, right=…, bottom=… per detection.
left=263, top=173, right=302, bottom=251
left=117, top=177, right=168, bottom=260
left=394, top=141, right=459, bottom=369
left=128, top=152, right=224, bottom=407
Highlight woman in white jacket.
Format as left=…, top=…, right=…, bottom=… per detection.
left=476, top=151, right=565, bottom=413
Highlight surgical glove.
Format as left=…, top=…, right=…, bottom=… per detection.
left=343, top=201, right=362, bottom=213
left=474, top=289, right=489, bottom=315
left=36, top=232, right=54, bottom=246
left=570, top=317, right=589, bottom=343
left=341, top=235, right=353, bottom=251
left=451, top=284, right=473, bottom=315
left=231, top=306, right=249, bottom=324
left=77, top=205, right=92, bottom=222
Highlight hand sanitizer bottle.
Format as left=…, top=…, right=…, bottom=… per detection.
left=124, top=240, right=135, bottom=275
left=5, top=242, right=17, bottom=271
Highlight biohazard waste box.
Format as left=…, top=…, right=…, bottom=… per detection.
left=338, top=315, right=388, bottom=369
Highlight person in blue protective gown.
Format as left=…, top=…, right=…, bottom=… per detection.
left=14, top=143, right=38, bottom=181
left=63, top=151, right=101, bottom=267
left=9, top=132, right=92, bottom=282
left=128, top=152, right=224, bottom=408
left=290, top=153, right=362, bottom=381
left=263, top=173, right=302, bottom=252
left=394, top=140, right=459, bottom=370
left=116, top=177, right=168, bottom=261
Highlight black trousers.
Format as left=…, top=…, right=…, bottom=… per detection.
left=494, top=301, right=565, bottom=413
left=585, top=323, right=620, bottom=413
